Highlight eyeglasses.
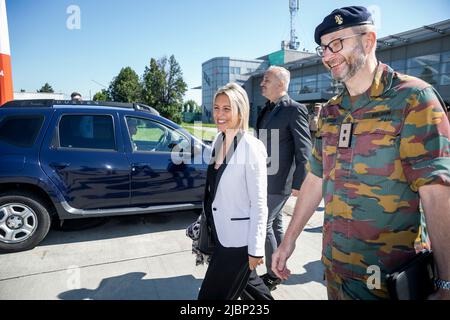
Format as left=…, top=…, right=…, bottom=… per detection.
left=316, top=33, right=366, bottom=57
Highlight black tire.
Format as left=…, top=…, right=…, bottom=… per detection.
left=0, top=192, right=51, bottom=253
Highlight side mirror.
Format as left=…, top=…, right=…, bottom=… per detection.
left=192, top=142, right=202, bottom=156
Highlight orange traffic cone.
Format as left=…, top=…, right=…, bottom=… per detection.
left=0, top=0, right=14, bottom=106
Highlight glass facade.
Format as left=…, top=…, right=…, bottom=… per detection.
left=288, top=72, right=340, bottom=98
left=388, top=51, right=450, bottom=89
left=202, top=23, right=449, bottom=127
left=286, top=50, right=450, bottom=101
left=406, top=53, right=440, bottom=86
left=202, top=58, right=266, bottom=122
left=440, top=51, right=450, bottom=86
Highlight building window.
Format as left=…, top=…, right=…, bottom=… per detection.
left=288, top=78, right=302, bottom=96
left=230, top=67, right=241, bottom=75
left=407, top=54, right=440, bottom=69
left=390, top=60, right=406, bottom=73
left=407, top=54, right=441, bottom=86
left=440, top=51, right=450, bottom=86
left=203, top=71, right=211, bottom=87
left=300, top=75, right=318, bottom=93
left=441, top=74, right=450, bottom=86
left=408, top=66, right=439, bottom=86
left=318, top=73, right=334, bottom=93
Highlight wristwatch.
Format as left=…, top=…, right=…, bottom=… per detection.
left=435, top=278, right=450, bottom=290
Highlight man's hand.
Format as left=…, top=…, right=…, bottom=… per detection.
left=272, top=173, right=323, bottom=280
left=249, top=256, right=264, bottom=271
left=271, top=241, right=295, bottom=280
left=291, top=189, right=300, bottom=197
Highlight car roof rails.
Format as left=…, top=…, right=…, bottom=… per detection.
left=1, top=99, right=160, bottom=115
left=1, top=99, right=55, bottom=108
left=132, top=102, right=160, bottom=115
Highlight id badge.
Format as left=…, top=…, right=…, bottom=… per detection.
left=338, top=123, right=353, bottom=148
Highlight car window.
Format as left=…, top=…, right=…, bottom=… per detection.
left=59, top=115, right=116, bottom=150
left=126, top=117, right=190, bottom=152
left=0, top=115, right=44, bottom=148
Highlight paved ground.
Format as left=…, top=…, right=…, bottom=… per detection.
left=0, top=197, right=326, bottom=300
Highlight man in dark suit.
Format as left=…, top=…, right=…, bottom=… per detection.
left=256, top=66, right=312, bottom=290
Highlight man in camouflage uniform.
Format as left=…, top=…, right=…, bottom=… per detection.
left=272, top=6, right=450, bottom=300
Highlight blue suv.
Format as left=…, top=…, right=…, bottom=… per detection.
left=0, top=100, right=211, bottom=252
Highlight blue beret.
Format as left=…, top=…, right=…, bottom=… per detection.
left=315, top=6, right=374, bottom=45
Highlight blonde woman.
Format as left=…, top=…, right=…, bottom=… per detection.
left=198, top=83, right=272, bottom=300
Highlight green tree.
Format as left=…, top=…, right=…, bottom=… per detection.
left=108, top=67, right=142, bottom=102
left=142, top=55, right=187, bottom=123
left=93, top=89, right=111, bottom=101
left=142, top=58, right=165, bottom=107
left=37, top=83, right=54, bottom=93
left=183, top=100, right=200, bottom=113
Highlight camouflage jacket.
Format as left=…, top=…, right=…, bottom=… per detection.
left=308, top=62, right=450, bottom=290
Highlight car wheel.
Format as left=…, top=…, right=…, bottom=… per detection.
left=0, top=192, right=51, bottom=253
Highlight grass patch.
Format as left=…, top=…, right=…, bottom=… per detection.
left=182, top=121, right=217, bottom=128
left=133, top=127, right=163, bottom=141
left=183, top=126, right=217, bottom=141
left=133, top=125, right=218, bottom=143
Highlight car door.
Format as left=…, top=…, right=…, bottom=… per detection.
left=40, top=110, right=131, bottom=211
left=123, top=115, right=206, bottom=207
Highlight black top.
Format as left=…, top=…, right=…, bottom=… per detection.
left=203, top=132, right=243, bottom=230
left=258, top=100, right=276, bottom=129
left=204, top=164, right=219, bottom=228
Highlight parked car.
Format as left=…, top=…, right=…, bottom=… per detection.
left=0, top=100, right=211, bottom=252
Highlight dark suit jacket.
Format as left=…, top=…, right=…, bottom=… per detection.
left=256, top=94, right=312, bottom=195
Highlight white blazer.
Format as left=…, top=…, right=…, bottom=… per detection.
left=209, top=131, right=268, bottom=257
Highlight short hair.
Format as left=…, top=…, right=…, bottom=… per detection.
left=213, top=83, right=250, bottom=131
left=351, top=24, right=377, bottom=52
left=71, top=92, right=82, bottom=99
left=267, top=66, right=290, bottom=92
left=351, top=24, right=376, bottom=34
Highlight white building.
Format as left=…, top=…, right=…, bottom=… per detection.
left=14, top=92, right=65, bottom=100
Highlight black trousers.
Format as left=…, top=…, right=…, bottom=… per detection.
left=198, top=211, right=273, bottom=300
left=240, top=271, right=274, bottom=300
left=198, top=237, right=273, bottom=300
left=198, top=239, right=252, bottom=300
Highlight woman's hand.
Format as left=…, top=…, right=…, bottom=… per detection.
left=249, top=256, right=264, bottom=271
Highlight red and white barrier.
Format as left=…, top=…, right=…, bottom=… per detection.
left=0, top=0, right=13, bottom=106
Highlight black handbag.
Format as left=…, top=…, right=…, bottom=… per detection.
left=386, top=250, right=436, bottom=300
left=198, top=210, right=215, bottom=255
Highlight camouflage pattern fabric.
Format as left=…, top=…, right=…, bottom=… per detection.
left=324, top=266, right=388, bottom=300
left=308, top=62, right=450, bottom=299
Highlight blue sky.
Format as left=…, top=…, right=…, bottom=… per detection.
left=5, top=0, right=450, bottom=104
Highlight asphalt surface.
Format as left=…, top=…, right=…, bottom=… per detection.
left=0, top=197, right=327, bottom=300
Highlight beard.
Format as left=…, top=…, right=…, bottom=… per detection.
left=329, top=43, right=367, bottom=82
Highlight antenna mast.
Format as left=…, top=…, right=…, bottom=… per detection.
left=282, top=0, right=300, bottom=50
